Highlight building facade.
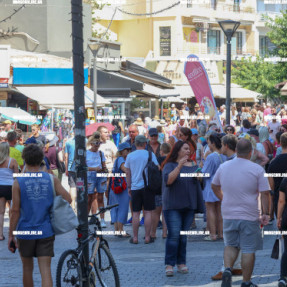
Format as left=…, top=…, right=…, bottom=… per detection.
left=0, top=0, right=92, bottom=58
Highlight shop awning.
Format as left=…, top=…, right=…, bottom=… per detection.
left=0, top=107, right=40, bottom=125
left=121, top=61, right=173, bottom=89
left=211, top=84, right=260, bottom=102
left=97, top=70, right=143, bottom=91
left=132, top=84, right=179, bottom=99
left=15, top=86, right=110, bottom=109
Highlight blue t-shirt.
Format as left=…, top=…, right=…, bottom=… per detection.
left=65, top=138, right=76, bottom=171
left=124, top=150, right=159, bottom=190
left=16, top=172, right=54, bottom=239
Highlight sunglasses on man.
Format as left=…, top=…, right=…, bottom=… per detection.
left=91, top=141, right=101, bottom=146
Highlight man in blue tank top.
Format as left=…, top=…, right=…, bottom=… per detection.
left=8, top=144, right=71, bottom=287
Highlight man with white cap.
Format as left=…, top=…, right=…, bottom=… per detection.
left=149, top=115, right=161, bottom=129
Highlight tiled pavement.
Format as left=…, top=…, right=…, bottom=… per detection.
left=0, top=175, right=281, bottom=287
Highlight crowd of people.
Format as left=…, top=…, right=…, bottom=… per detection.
left=1, top=101, right=287, bottom=286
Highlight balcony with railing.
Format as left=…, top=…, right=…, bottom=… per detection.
left=182, top=1, right=256, bottom=22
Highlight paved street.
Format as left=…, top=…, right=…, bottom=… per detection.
left=0, top=175, right=281, bottom=287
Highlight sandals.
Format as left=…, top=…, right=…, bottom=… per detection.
left=129, top=238, right=138, bottom=244
left=203, top=235, right=217, bottom=241
left=121, top=232, right=131, bottom=238
left=143, top=236, right=156, bottom=241
left=177, top=265, right=189, bottom=274
left=165, top=266, right=174, bottom=277
left=144, top=237, right=155, bottom=244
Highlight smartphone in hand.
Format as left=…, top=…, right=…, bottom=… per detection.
left=10, top=240, right=16, bottom=253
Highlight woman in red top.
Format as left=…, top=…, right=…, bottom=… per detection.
left=178, top=127, right=197, bottom=163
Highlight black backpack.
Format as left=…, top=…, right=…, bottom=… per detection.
left=142, top=151, right=162, bottom=192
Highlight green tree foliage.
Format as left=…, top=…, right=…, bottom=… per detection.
left=232, top=57, right=280, bottom=99
left=232, top=10, right=287, bottom=99
left=83, top=0, right=111, bottom=40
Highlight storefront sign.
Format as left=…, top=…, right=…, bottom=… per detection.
left=0, top=92, right=8, bottom=100
left=160, top=27, right=171, bottom=56
left=183, top=27, right=199, bottom=43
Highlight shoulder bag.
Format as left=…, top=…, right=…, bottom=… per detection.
left=49, top=174, right=79, bottom=235
left=99, top=151, right=109, bottom=174
left=56, top=147, right=66, bottom=174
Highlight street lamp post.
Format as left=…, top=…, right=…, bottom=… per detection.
left=218, top=20, right=240, bottom=125
left=88, top=39, right=102, bottom=122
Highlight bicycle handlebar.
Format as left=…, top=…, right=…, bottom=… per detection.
left=88, top=204, right=119, bottom=217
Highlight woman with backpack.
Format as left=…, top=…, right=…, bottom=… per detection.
left=111, top=119, right=124, bottom=148
left=109, top=142, right=131, bottom=238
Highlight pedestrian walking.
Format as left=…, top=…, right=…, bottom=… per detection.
left=97, top=126, right=118, bottom=227
left=212, top=139, right=270, bottom=287
left=111, top=119, right=124, bottom=148
left=162, top=140, right=204, bottom=276
left=125, top=135, right=159, bottom=244
left=64, top=133, right=77, bottom=211
left=86, top=132, right=108, bottom=228
left=0, top=142, right=18, bottom=241
left=211, top=135, right=243, bottom=281
left=109, top=142, right=131, bottom=238
left=202, top=133, right=226, bottom=241
left=8, top=144, right=71, bottom=287
left=277, top=177, right=287, bottom=287
left=7, top=131, right=24, bottom=170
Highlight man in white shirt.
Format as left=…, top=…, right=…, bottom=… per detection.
left=268, top=114, right=281, bottom=142
left=212, top=139, right=270, bottom=287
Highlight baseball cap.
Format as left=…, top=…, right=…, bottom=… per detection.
left=247, top=129, right=259, bottom=137
left=3, top=120, right=12, bottom=125
left=171, top=104, right=175, bottom=108
left=118, top=142, right=131, bottom=152
left=135, top=135, right=147, bottom=143
left=191, top=128, right=198, bottom=135
left=149, top=128, right=158, bottom=136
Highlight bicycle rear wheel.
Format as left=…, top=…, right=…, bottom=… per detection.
left=56, top=249, right=83, bottom=287
left=93, top=243, right=120, bottom=287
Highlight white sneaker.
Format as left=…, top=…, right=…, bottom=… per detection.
left=101, top=219, right=107, bottom=228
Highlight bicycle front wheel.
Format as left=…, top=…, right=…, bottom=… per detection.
left=93, top=243, right=120, bottom=287
left=56, top=249, right=83, bottom=287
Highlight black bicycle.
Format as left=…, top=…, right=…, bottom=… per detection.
left=56, top=204, right=120, bottom=287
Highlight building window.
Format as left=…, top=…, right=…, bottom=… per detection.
left=259, top=36, right=276, bottom=57
left=233, top=0, right=240, bottom=12
left=207, top=30, right=221, bottom=54
left=159, top=27, right=171, bottom=56
left=187, top=0, right=192, bottom=8
left=210, top=0, right=217, bottom=10
left=235, top=31, right=242, bottom=54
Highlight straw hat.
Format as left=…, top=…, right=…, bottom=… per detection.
left=135, top=118, right=143, bottom=126
left=160, top=119, right=166, bottom=126
left=153, top=115, right=159, bottom=121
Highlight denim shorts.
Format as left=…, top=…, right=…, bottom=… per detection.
left=223, top=219, right=263, bottom=253
left=87, top=171, right=107, bottom=194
